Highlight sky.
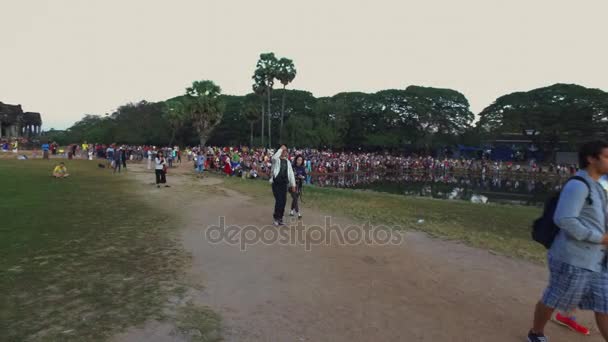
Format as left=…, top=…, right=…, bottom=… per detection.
left=1, top=0, right=607, bottom=130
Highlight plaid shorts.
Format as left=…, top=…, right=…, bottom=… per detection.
left=542, top=256, right=608, bottom=313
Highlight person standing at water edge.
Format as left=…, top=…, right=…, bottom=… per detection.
left=270, top=145, right=296, bottom=226
left=527, top=140, right=608, bottom=342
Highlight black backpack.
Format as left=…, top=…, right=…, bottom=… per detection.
left=532, top=176, right=592, bottom=249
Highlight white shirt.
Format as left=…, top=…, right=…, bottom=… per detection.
left=599, top=175, right=608, bottom=192
left=268, top=149, right=296, bottom=187
left=155, top=157, right=166, bottom=170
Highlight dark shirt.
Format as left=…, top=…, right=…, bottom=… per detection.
left=293, top=165, right=307, bottom=188
left=275, top=159, right=288, bottom=184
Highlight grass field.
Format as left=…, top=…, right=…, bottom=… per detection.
left=0, top=157, right=544, bottom=340
left=218, top=175, right=546, bottom=263
left=0, top=160, right=195, bottom=341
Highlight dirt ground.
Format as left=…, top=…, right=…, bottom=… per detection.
left=112, top=162, right=604, bottom=342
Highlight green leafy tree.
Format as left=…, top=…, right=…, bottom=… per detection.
left=243, top=94, right=262, bottom=147
left=478, top=83, right=608, bottom=157
left=164, top=99, right=186, bottom=146
left=208, top=95, right=247, bottom=146
left=185, top=80, right=226, bottom=147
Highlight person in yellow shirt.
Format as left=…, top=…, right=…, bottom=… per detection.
left=82, top=142, right=89, bottom=158
left=52, top=162, right=70, bottom=178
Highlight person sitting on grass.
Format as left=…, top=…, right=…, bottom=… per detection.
left=52, top=162, right=70, bottom=178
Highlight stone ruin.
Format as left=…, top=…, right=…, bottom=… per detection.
left=0, top=101, right=42, bottom=138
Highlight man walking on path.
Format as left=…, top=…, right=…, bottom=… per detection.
left=528, top=140, right=608, bottom=342
left=269, top=145, right=296, bottom=226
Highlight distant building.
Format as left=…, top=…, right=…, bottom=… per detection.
left=0, top=101, right=43, bottom=138
left=484, top=132, right=574, bottom=162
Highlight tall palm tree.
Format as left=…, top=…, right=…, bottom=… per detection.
left=243, top=101, right=261, bottom=148
left=253, top=53, right=278, bottom=147
left=252, top=80, right=266, bottom=147
left=185, top=80, right=226, bottom=147
left=276, top=57, right=297, bottom=142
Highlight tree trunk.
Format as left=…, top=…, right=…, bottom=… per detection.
left=199, top=135, right=207, bottom=149
left=267, top=87, right=272, bottom=148
left=261, top=102, right=265, bottom=148
left=250, top=121, right=253, bottom=148
left=168, top=127, right=177, bottom=146
left=280, top=84, right=286, bottom=142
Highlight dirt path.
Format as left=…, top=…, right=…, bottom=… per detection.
left=115, top=163, right=604, bottom=342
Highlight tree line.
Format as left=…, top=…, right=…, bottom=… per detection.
left=47, top=53, right=608, bottom=153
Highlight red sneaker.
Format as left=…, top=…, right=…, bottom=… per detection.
left=553, top=312, right=590, bottom=336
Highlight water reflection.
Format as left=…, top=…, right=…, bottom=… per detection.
left=306, top=171, right=569, bottom=205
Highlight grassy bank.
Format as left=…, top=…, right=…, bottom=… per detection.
left=0, top=160, right=191, bottom=341
left=218, top=175, right=545, bottom=263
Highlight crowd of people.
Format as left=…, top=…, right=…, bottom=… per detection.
left=44, top=142, right=579, bottom=179
left=0, top=138, right=23, bottom=153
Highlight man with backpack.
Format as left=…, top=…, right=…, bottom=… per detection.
left=528, top=140, right=608, bottom=342
left=550, top=174, right=608, bottom=336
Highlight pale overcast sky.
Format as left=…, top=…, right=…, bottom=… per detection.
left=1, top=0, right=607, bottom=130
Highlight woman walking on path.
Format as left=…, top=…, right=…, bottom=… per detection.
left=289, top=155, right=306, bottom=219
